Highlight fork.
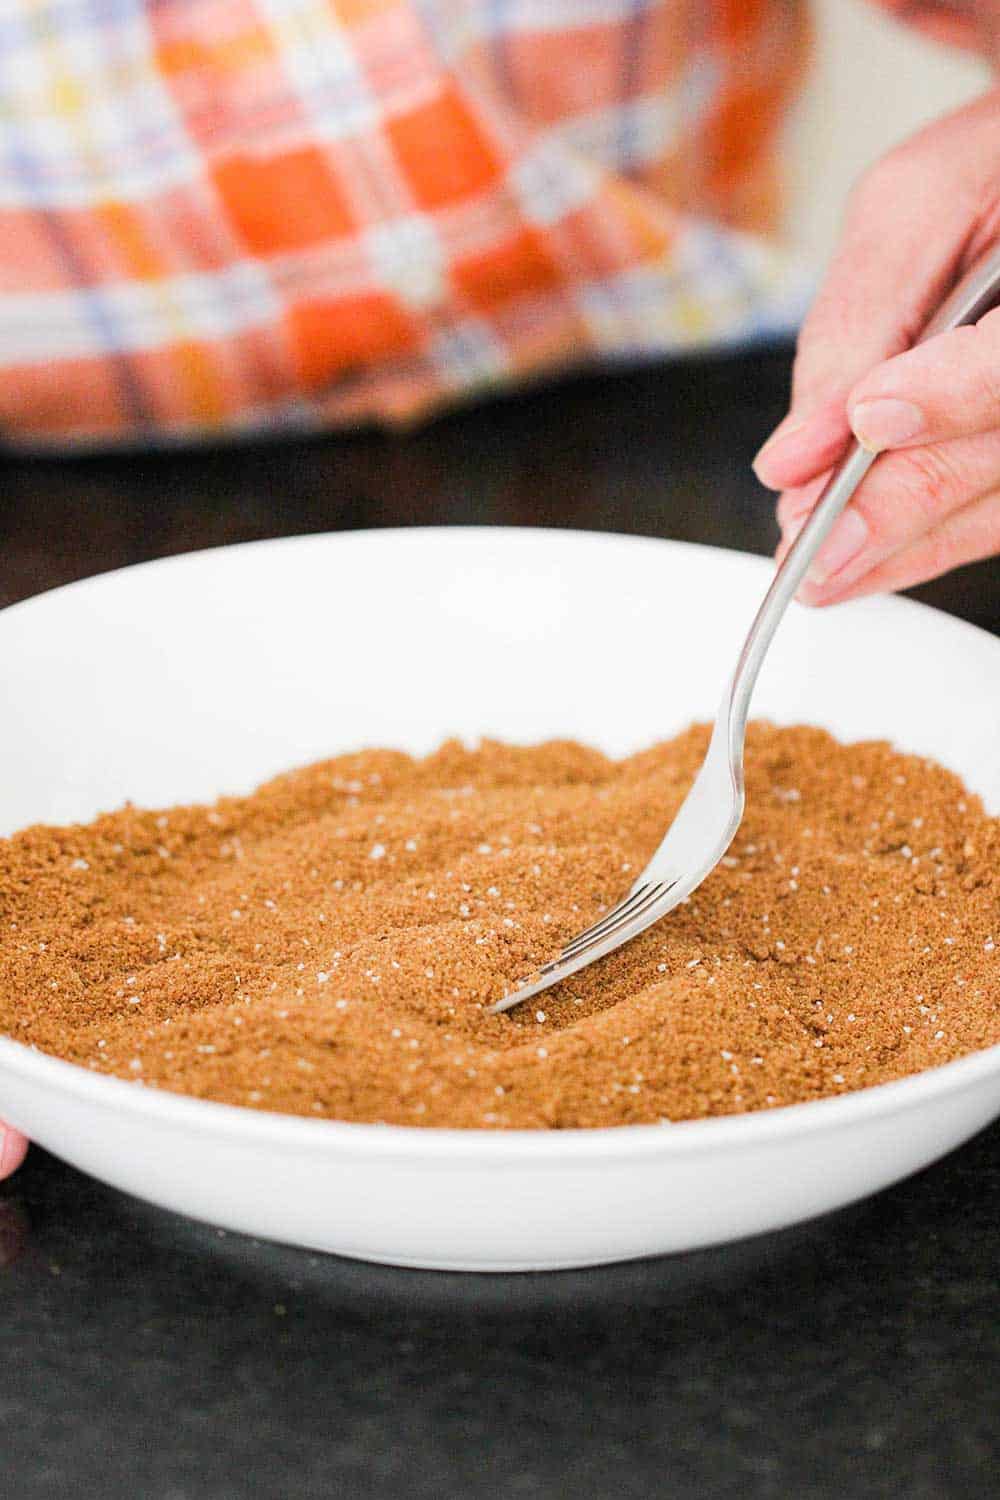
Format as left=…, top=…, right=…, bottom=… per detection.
left=491, top=245, right=1000, bottom=1014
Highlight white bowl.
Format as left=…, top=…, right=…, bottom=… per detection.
left=1, top=528, right=998, bottom=1272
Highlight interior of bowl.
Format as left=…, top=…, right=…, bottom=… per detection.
left=2, top=528, right=998, bottom=840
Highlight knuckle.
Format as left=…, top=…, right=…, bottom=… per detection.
left=851, top=444, right=971, bottom=552
left=871, top=446, right=965, bottom=534
left=974, top=353, right=1000, bottom=418
left=900, top=447, right=959, bottom=511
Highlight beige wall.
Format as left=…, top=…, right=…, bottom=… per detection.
left=785, top=0, right=989, bottom=269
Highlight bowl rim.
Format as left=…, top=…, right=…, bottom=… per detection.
left=4, top=523, right=1000, bottom=664
left=5, top=1033, right=1000, bottom=1164
left=3, top=527, right=999, bottom=1165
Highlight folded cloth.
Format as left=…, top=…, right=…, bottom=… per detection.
left=0, top=0, right=811, bottom=448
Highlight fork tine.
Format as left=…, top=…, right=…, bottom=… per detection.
left=489, top=877, right=679, bottom=1013
left=556, top=883, right=654, bottom=957
left=555, top=882, right=667, bottom=963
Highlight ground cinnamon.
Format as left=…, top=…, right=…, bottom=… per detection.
left=1, top=724, right=997, bottom=1128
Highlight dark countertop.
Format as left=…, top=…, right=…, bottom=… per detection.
left=3, top=348, right=1000, bottom=1500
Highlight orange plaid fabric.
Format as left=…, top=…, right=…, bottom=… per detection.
left=0, top=0, right=811, bottom=448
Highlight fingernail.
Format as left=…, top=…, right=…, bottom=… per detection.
left=753, top=415, right=807, bottom=474
left=850, top=398, right=924, bottom=453
left=795, top=581, right=825, bottom=608
left=806, top=508, right=869, bottom=585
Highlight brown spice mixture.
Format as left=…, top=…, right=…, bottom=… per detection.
left=1, top=724, right=998, bottom=1129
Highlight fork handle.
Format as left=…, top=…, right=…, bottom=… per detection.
left=724, top=242, right=1000, bottom=752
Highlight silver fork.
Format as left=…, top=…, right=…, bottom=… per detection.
left=491, top=245, right=1000, bottom=1014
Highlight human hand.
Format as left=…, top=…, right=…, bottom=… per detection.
left=868, top=0, right=993, bottom=53
left=0, top=1123, right=28, bottom=1180
left=754, top=90, right=1000, bottom=605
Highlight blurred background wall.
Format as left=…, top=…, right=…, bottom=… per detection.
left=786, top=0, right=989, bottom=271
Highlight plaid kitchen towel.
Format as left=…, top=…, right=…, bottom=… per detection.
left=0, top=0, right=811, bottom=447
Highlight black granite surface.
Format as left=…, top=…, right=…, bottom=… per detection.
left=3, top=348, right=999, bottom=1500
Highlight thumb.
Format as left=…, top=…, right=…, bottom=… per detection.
left=847, top=306, right=1000, bottom=451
